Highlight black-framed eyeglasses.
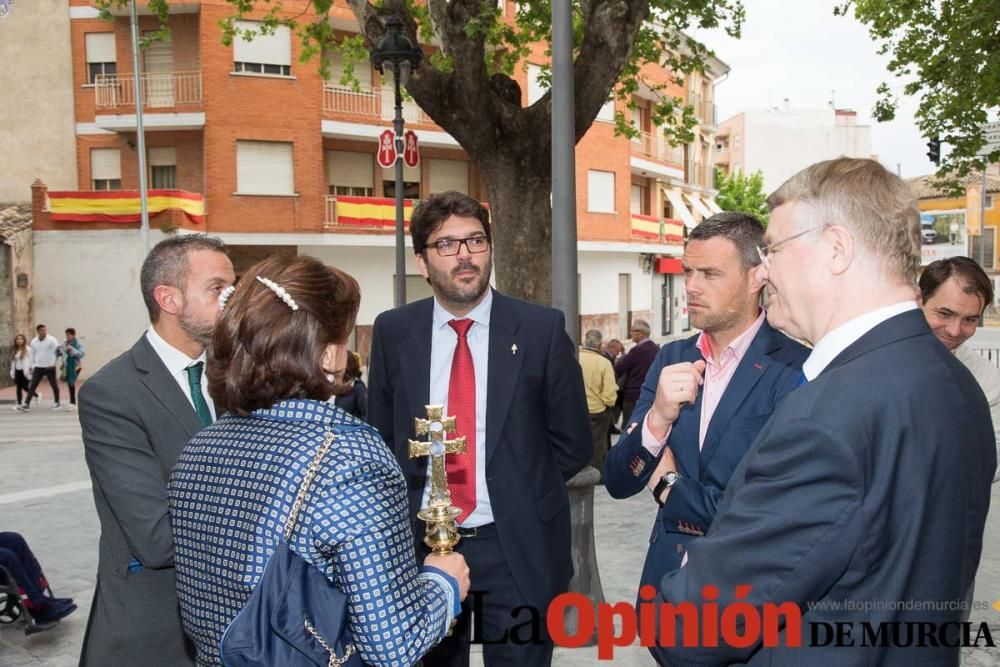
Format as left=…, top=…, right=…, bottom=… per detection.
left=426, top=235, right=490, bottom=257
left=756, top=225, right=823, bottom=268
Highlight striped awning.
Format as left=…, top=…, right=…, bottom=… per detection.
left=49, top=189, right=205, bottom=224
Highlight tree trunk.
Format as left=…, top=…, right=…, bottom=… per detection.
left=479, top=151, right=553, bottom=306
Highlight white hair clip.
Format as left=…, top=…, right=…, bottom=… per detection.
left=256, top=276, right=299, bottom=311
left=218, top=285, right=237, bottom=311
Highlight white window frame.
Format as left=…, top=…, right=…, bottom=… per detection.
left=587, top=169, right=616, bottom=213
left=527, top=63, right=545, bottom=105
left=91, top=148, right=121, bottom=191
left=233, top=20, right=292, bottom=77
left=85, top=33, right=117, bottom=84
left=236, top=140, right=295, bottom=196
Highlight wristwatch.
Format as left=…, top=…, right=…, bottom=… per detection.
left=652, top=471, right=682, bottom=507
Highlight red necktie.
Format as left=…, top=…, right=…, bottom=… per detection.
left=447, top=319, right=476, bottom=523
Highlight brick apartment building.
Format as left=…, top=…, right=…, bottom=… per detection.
left=25, top=1, right=728, bottom=369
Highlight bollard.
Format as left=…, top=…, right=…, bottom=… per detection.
left=564, top=465, right=605, bottom=645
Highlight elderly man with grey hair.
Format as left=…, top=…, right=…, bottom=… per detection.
left=649, top=158, right=995, bottom=666
left=579, top=329, right=618, bottom=476
left=614, top=319, right=659, bottom=426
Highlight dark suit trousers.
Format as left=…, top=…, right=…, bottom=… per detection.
left=589, top=409, right=613, bottom=477
left=25, top=367, right=59, bottom=406
left=419, top=525, right=553, bottom=667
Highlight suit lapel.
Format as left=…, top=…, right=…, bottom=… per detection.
left=131, top=336, right=203, bottom=437
left=485, top=293, right=524, bottom=467
left=669, top=342, right=705, bottom=479
left=698, top=323, right=778, bottom=474
left=399, top=301, right=434, bottom=433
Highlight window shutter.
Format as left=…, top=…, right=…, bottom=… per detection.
left=85, top=33, right=116, bottom=63
left=382, top=162, right=421, bottom=182
left=237, top=141, right=294, bottom=195
left=328, top=52, right=372, bottom=88
left=327, top=151, right=373, bottom=189
left=428, top=159, right=469, bottom=195
left=587, top=170, right=615, bottom=213
left=527, top=64, right=544, bottom=105
left=630, top=185, right=642, bottom=214
left=234, top=20, right=291, bottom=66
left=148, top=147, right=177, bottom=167
left=91, top=148, right=121, bottom=180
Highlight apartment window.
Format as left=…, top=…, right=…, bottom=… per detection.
left=630, top=184, right=647, bottom=215
left=588, top=170, right=615, bottom=213
left=596, top=97, right=615, bottom=122
left=986, top=195, right=994, bottom=209
left=91, top=148, right=121, bottom=190
left=233, top=21, right=292, bottom=76
left=382, top=163, right=421, bottom=199
left=327, top=150, right=374, bottom=196
left=428, top=159, right=469, bottom=195
left=328, top=51, right=372, bottom=88
left=149, top=147, right=177, bottom=189
left=527, top=63, right=545, bottom=105
left=85, top=33, right=117, bottom=84
left=236, top=140, right=294, bottom=195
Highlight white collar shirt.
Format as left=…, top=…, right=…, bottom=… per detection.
left=145, top=327, right=217, bottom=421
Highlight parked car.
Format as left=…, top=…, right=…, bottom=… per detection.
left=921, top=221, right=937, bottom=244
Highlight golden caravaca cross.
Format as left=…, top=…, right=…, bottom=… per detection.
left=408, top=405, right=466, bottom=553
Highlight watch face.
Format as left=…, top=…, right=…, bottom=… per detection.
left=665, top=471, right=680, bottom=485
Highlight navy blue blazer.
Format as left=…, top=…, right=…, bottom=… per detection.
left=605, top=318, right=808, bottom=590
left=367, top=291, right=593, bottom=613
left=651, top=309, right=996, bottom=666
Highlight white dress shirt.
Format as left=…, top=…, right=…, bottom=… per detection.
left=422, top=290, right=493, bottom=527
left=802, top=301, right=918, bottom=380
left=29, top=335, right=61, bottom=368
left=145, top=327, right=217, bottom=421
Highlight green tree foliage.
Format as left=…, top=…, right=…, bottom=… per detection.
left=838, top=0, right=1000, bottom=184
left=714, top=168, right=768, bottom=226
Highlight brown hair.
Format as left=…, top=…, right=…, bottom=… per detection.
left=331, top=351, right=363, bottom=397
left=767, top=157, right=921, bottom=284
left=919, top=257, right=994, bottom=314
left=207, top=255, right=360, bottom=416
left=410, top=191, right=491, bottom=255
left=140, top=234, right=228, bottom=323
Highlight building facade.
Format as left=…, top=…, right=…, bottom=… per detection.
left=33, top=1, right=727, bottom=370
left=715, top=101, right=873, bottom=193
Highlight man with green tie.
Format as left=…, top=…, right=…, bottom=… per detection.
left=78, top=235, right=235, bottom=667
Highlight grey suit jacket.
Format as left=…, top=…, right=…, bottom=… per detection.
left=78, top=334, right=205, bottom=667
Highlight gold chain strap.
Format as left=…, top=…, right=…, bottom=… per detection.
left=283, top=429, right=336, bottom=542
left=304, top=618, right=356, bottom=667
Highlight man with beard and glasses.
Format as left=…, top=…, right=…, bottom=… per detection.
left=368, top=191, right=592, bottom=667
left=78, top=235, right=234, bottom=667
left=604, top=212, right=808, bottom=603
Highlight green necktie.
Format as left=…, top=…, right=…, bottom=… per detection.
left=185, top=362, right=213, bottom=428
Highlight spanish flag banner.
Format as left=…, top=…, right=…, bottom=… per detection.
left=332, top=196, right=414, bottom=229
left=48, top=189, right=205, bottom=224
left=630, top=214, right=684, bottom=244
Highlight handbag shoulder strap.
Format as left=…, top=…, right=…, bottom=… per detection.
left=282, top=429, right=336, bottom=542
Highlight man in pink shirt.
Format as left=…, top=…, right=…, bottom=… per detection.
left=604, top=212, right=809, bottom=596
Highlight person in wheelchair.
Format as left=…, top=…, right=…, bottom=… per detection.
left=0, top=532, right=77, bottom=632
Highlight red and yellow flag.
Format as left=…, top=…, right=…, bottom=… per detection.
left=48, top=189, right=205, bottom=224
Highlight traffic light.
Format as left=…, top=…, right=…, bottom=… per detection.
left=926, top=136, right=941, bottom=165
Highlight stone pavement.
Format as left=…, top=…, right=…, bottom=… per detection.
left=1, top=408, right=999, bottom=666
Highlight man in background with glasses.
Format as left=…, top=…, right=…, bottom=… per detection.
left=650, top=158, right=995, bottom=666
left=368, top=191, right=592, bottom=667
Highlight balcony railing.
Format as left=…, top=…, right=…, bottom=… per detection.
left=636, top=131, right=685, bottom=165
left=322, top=83, right=434, bottom=124
left=630, top=214, right=685, bottom=245
left=95, top=72, right=203, bottom=109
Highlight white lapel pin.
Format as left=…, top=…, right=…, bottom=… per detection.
left=511, top=344, right=518, bottom=355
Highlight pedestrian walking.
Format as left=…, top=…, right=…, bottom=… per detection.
left=61, top=328, right=85, bottom=409
left=9, top=333, right=38, bottom=409
left=18, top=324, right=62, bottom=412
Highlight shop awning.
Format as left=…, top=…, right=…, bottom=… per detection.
left=704, top=198, right=723, bottom=214
left=664, top=189, right=697, bottom=229
left=685, top=192, right=713, bottom=219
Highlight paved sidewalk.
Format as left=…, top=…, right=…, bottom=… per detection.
left=1, top=409, right=998, bottom=665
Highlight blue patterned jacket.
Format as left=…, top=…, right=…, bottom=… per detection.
left=168, top=399, right=456, bottom=666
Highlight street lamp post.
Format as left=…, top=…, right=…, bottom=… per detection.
left=371, top=15, right=423, bottom=308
